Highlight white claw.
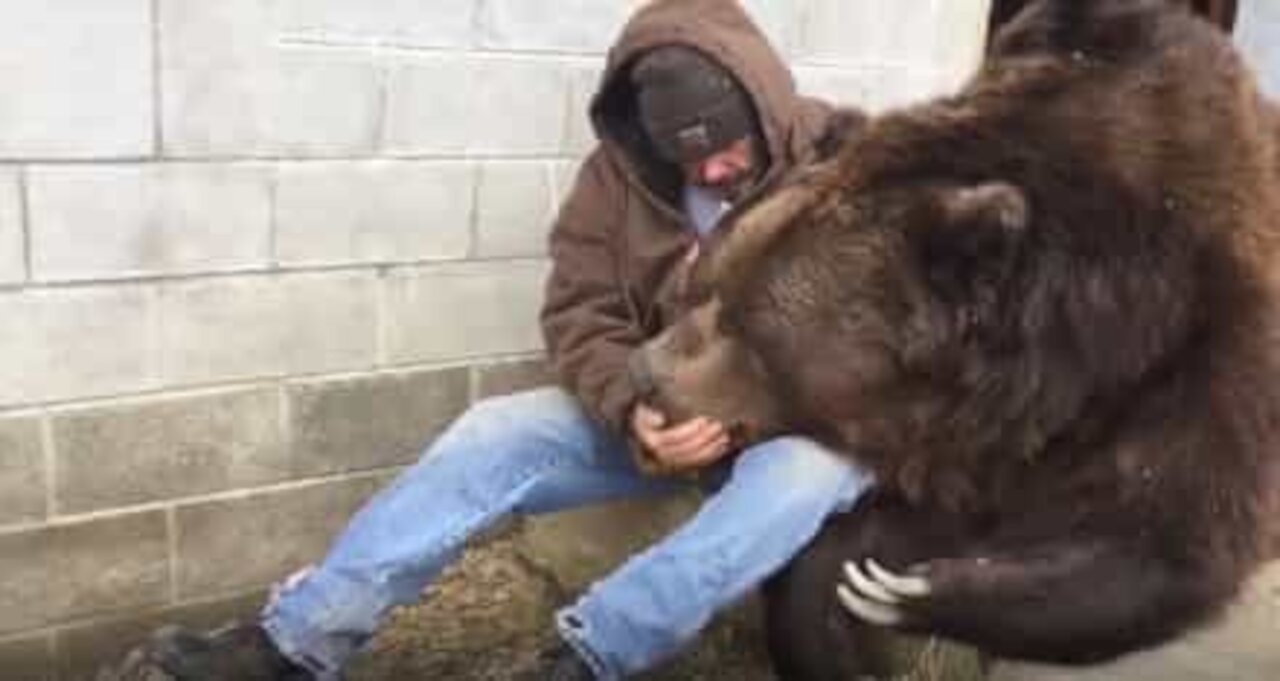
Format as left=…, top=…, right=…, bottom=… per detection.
left=865, top=558, right=932, bottom=597
left=836, top=583, right=904, bottom=626
left=843, top=560, right=901, bottom=604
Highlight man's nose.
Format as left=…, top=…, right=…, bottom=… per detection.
left=700, top=159, right=733, bottom=185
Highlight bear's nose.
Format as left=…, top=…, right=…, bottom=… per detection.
left=628, top=350, right=659, bottom=401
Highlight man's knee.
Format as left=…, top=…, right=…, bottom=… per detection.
left=732, top=437, right=870, bottom=507
left=449, top=387, right=581, bottom=439
left=424, top=387, right=601, bottom=466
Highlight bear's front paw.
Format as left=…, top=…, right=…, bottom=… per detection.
left=836, top=558, right=932, bottom=626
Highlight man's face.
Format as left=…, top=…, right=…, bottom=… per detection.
left=682, top=137, right=759, bottom=203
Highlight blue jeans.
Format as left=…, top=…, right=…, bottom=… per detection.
left=262, top=388, right=871, bottom=680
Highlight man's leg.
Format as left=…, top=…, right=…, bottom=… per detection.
left=248, top=387, right=684, bottom=679
left=554, top=436, right=873, bottom=680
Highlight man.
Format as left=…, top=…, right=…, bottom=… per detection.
left=139, top=1, right=870, bottom=679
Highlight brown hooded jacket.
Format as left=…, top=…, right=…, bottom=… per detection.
left=539, top=0, right=840, bottom=465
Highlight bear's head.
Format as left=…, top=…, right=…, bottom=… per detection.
left=631, top=105, right=1212, bottom=508
left=632, top=161, right=1039, bottom=488
left=628, top=0, right=1280, bottom=508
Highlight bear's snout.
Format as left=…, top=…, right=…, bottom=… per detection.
left=627, top=349, right=660, bottom=403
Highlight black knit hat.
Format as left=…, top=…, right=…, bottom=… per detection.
left=631, top=46, right=757, bottom=165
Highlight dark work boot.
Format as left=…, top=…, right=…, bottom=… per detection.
left=147, top=622, right=314, bottom=681
left=512, top=639, right=597, bottom=681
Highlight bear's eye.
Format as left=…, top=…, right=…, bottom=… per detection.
left=670, top=317, right=705, bottom=356
left=717, top=305, right=746, bottom=336
left=682, top=273, right=716, bottom=307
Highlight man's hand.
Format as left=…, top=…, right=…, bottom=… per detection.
left=631, top=403, right=731, bottom=471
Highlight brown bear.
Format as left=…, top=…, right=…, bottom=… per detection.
left=628, top=0, right=1280, bottom=677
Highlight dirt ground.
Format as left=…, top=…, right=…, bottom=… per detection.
left=344, top=533, right=779, bottom=681
left=101, top=529, right=983, bottom=681
left=344, top=532, right=984, bottom=681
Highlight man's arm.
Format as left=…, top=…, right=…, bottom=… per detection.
left=541, top=153, right=732, bottom=474
left=541, top=153, right=647, bottom=435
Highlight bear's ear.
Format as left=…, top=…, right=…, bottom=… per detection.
left=915, top=182, right=1029, bottom=299
left=708, top=183, right=815, bottom=290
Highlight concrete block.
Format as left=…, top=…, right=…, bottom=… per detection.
left=383, top=261, right=549, bottom=366
left=0, top=511, right=168, bottom=634
left=0, top=416, right=45, bottom=525
left=275, top=161, right=473, bottom=267
left=384, top=56, right=571, bottom=157
left=919, top=66, right=977, bottom=104
left=0, top=286, right=158, bottom=408
left=1237, top=1, right=1280, bottom=98
left=562, top=63, right=604, bottom=157
left=28, top=165, right=272, bottom=282
left=797, top=64, right=953, bottom=115
left=54, top=591, right=264, bottom=681
left=552, top=160, right=586, bottom=208
left=174, top=474, right=391, bottom=596
left=0, top=634, right=51, bottom=681
left=992, top=561, right=1280, bottom=681
left=382, top=56, right=471, bottom=156
left=53, top=388, right=287, bottom=514
left=800, top=1, right=941, bottom=68
left=932, top=0, right=992, bottom=81
left=1240, top=0, right=1280, bottom=25
left=879, top=68, right=964, bottom=109
left=474, top=358, right=555, bottom=400
left=0, top=0, right=152, bottom=159
left=276, top=0, right=477, bottom=48
left=287, top=367, right=470, bottom=477
left=160, top=272, right=377, bottom=386
left=794, top=65, right=881, bottom=110
left=0, top=171, right=23, bottom=285
left=805, top=65, right=955, bottom=114
left=160, top=0, right=381, bottom=157
left=740, top=0, right=806, bottom=57
left=478, top=0, right=632, bottom=53
left=475, top=162, right=555, bottom=258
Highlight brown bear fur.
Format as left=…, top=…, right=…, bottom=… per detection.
left=632, top=0, right=1280, bottom=674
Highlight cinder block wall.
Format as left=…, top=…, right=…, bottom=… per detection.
left=1237, top=0, right=1280, bottom=97
left=0, top=1, right=990, bottom=679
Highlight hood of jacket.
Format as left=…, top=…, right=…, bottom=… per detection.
left=590, top=0, right=807, bottom=212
